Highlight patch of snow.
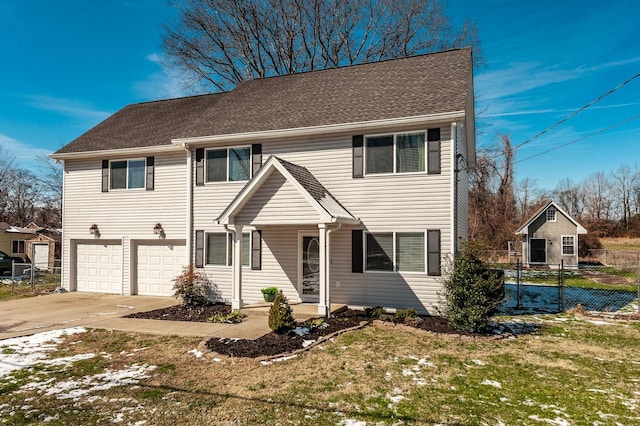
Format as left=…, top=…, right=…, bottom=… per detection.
left=471, top=359, right=485, bottom=366
left=261, top=354, right=299, bottom=365
left=481, top=380, right=502, bottom=388
left=587, top=320, right=615, bottom=326
left=187, top=349, right=203, bottom=358
left=338, top=419, right=367, bottom=426
left=213, top=358, right=222, bottom=363
left=527, top=415, right=571, bottom=425
left=116, top=305, right=134, bottom=309
left=20, top=363, right=156, bottom=400
left=302, top=339, right=315, bottom=348
left=0, top=327, right=87, bottom=378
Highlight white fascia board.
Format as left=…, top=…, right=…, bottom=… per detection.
left=172, top=112, right=466, bottom=146
left=49, top=144, right=184, bottom=161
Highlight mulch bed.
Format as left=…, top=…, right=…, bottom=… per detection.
left=125, top=303, right=478, bottom=359
left=124, top=303, right=230, bottom=322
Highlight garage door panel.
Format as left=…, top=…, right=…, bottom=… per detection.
left=76, top=243, right=122, bottom=294
left=136, top=242, right=186, bottom=296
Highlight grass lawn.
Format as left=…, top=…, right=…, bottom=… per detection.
left=601, top=237, right=640, bottom=252
left=0, top=279, right=59, bottom=301
left=1, top=315, right=639, bottom=425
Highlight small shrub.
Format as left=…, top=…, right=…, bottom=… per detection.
left=173, top=265, right=210, bottom=307
left=394, top=308, right=418, bottom=321
left=365, top=306, right=385, bottom=319
left=305, top=318, right=327, bottom=331
left=268, top=291, right=295, bottom=334
left=208, top=310, right=246, bottom=324
left=440, top=240, right=505, bottom=333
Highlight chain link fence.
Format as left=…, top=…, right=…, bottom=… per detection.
left=494, top=260, right=639, bottom=316
left=0, top=260, right=62, bottom=297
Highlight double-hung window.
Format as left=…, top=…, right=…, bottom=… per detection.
left=12, top=240, right=25, bottom=255
left=365, top=232, right=425, bottom=272
left=561, top=235, right=575, bottom=255
left=110, top=159, right=146, bottom=189
left=206, top=232, right=250, bottom=266
left=206, top=147, right=251, bottom=182
left=365, top=132, right=425, bottom=175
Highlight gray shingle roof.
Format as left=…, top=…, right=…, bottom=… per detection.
left=55, top=48, right=472, bottom=155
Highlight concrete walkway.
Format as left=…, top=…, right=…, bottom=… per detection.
left=0, top=292, right=339, bottom=341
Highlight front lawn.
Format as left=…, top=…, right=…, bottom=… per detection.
left=1, top=314, right=639, bottom=425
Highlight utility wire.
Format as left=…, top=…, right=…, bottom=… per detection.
left=512, top=71, right=640, bottom=152
left=514, top=113, right=640, bottom=165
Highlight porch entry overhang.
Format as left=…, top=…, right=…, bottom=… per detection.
left=215, top=155, right=360, bottom=315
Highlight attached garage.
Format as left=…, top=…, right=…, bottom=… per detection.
left=76, top=242, right=122, bottom=293
left=135, top=241, right=186, bottom=296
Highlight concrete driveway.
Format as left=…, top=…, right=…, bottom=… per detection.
left=0, top=292, right=273, bottom=340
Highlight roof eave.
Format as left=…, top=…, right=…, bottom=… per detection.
left=49, top=144, right=186, bottom=161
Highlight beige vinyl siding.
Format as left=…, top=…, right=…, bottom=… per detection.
left=191, top=122, right=455, bottom=311
left=61, top=152, right=188, bottom=290
left=235, top=171, right=322, bottom=225
left=528, top=210, right=580, bottom=267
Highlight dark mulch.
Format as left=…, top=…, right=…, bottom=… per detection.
left=124, top=303, right=230, bottom=322
left=125, top=303, right=477, bottom=359
left=205, top=309, right=467, bottom=358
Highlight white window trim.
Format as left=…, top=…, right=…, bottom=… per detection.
left=109, top=158, right=146, bottom=190
left=363, top=131, right=426, bottom=176
left=11, top=239, right=26, bottom=255
left=561, top=235, right=576, bottom=256
left=363, top=231, right=426, bottom=274
left=546, top=208, right=557, bottom=222
left=205, top=146, right=252, bottom=183
left=205, top=231, right=251, bottom=267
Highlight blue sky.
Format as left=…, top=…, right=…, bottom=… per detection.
left=1, top=0, right=639, bottom=191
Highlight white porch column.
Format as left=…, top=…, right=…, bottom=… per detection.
left=318, top=223, right=328, bottom=316
left=231, top=225, right=243, bottom=310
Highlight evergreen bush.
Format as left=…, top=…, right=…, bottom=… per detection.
left=268, top=290, right=296, bottom=334
left=440, top=240, right=505, bottom=333
left=173, top=265, right=210, bottom=307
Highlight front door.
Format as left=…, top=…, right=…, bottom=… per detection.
left=529, top=238, right=546, bottom=264
left=300, top=233, right=320, bottom=302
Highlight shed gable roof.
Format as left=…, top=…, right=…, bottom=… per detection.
left=54, top=48, right=473, bottom=156
left=515, top=201, right=587, bottom=235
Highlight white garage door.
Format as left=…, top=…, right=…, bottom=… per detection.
left=76, top=243, right=122, bottom=293
left=136, top=242, right=186, bottom=296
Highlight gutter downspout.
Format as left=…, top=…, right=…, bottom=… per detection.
left=325, top=222, right=342, bottom=317
left=181, top=143, right=193, bottom=265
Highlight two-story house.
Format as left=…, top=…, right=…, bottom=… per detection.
left=51, top=48, right=475, bottom=315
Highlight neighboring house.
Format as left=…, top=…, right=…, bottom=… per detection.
left=515, top=201, right=587, bottom=269
left=0, top=222, right=35, bottom=262
left=50, top=48, right=476, bottom=315
left=0, top=222, right=61, bottom=270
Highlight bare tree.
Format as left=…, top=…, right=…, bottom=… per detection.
left=609, top=164, right=640, bottom=228
left=0, top=146, right=16, bottom=222
left=553, top=178, right=583, bottom=219
left=469, top=134, right=517, bottom=249
left=514, top=177, right=546, bottom=219
left=3, top=169, right=42, bottom=226
left=163, top=0, right=481, bottom=91
left=35, top=154, right=63, bottom=228
left=581, top=171, right=612, bottom=221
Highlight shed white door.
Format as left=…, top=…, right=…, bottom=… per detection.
left=33, top=244, right=49, bottom=270
left=76, top=243, right=122, bottom=293
left=136, top=242, right=186, bottom=296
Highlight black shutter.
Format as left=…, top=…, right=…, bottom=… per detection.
left=101, top=160, right=109, bottom=192
left=352, top=229, right=363, bottom=273
left=146, top=156, right=154, bottom=190
left=352, top=135, right=364, bottom=178
left=251, top=230, right=262, bottom=270
left=427, top=229, right=441, bottom=276
left=252, top=144, right=262, bottom=176
left=195, top=148, right=205, bottom=186
left=427, top=128, right=441, bottom=174
left=195, top=230, right=205, bottom=268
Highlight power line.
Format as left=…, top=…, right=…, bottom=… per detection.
left=514, top=113, right=640, bottom=165
left=512, top=71, right=640, bottom=152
